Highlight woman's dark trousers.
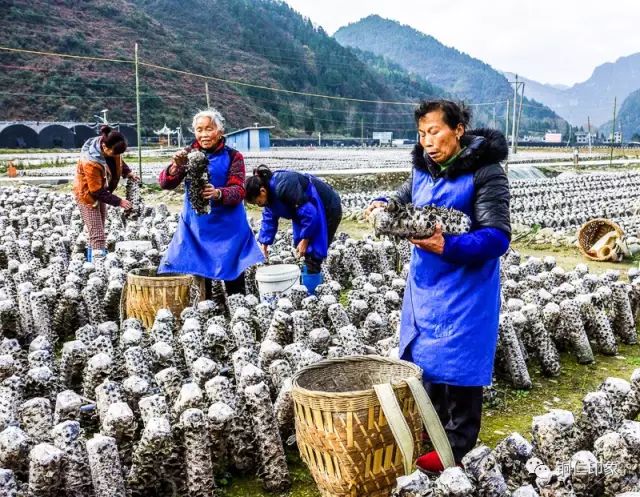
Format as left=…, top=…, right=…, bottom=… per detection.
left=304, top=206, right=343, bottom=274
left=423, top=381, right=483, bottom=462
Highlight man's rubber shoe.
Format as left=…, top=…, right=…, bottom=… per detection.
left=416, top=451, right=444, bottom=475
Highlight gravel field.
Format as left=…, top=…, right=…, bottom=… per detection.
left=6, top=147, right=636, bottom=178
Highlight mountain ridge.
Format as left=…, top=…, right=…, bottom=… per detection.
left=503, top=52, right=640, bottom=126
left=334, top=15, right=567, bottom=135
left=0, top=2, right=566, bottom=138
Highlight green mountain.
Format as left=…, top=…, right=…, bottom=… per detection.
left=600, top=88, right=640, bottom=141
left=334, top=15, right=567, bottom=135
left=0, top=0, right=446, bottom=138
left=349, top=47, right=448, bottom=104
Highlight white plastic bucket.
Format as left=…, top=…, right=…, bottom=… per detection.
left=115, top=240, right=153, bottom=254
left=255, top=264, right=301, bottom=307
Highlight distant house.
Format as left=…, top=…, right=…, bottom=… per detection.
left=606, top=131, right=623, bottom=144
left=544, top=132, right=563, bottom=143
left=225, top=125, right=274, bottom=152
left=372, top=132, right=393, bottom=146
left=575, top=131, right=597, bottom=144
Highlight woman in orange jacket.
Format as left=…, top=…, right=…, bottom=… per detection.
left=73, top=125, right=139, bottom=260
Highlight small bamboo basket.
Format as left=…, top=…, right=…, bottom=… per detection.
left=121, top=268, right=205, bottom=328
left=292, top=356, right=423, bottom=497
left=577, top=218, right=624, bottom=261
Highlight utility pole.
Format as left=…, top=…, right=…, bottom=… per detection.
left=361, top=118, right=364, bottom=146
left=502, top=101, right=509, bottom=173
left=511, top=75, right=519, bottom=153
left=205, top=81, right=211, bottom=108
left=515, top=82, right=525, bottom=149
left=505, top=99, right=510, bottom=139
left=509, top=75, right=525, bottom=154
left=587, top=116, right=592, bottom=155
left=134, top=43, right=142, bottom=183
left=609, top=97, right=617, bottom=168
left=318, top=131, right=321, bottom=147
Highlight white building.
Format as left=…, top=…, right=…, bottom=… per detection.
left=575, top=131, right=597, bottom=144
left=606, top=131, right=623, bottom=144
left=544, top=132, right=562, bottom=143
left=373, top=132, right=392, bottom=146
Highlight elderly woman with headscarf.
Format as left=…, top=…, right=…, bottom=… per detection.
left=367, top=99, right=511, bottom=473
left=157, top=108, right=264, bottom=295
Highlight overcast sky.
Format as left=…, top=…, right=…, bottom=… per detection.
left=284, top=0, right=640, bottom=87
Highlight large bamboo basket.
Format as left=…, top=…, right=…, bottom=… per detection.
left=292, top=356, right=423, bottom=497
left=122, top=268, right=205, bottom=328
left=577, top=218, right=624, bottom=261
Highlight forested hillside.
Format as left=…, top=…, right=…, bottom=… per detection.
left=0, top=0, right=444, bottom=137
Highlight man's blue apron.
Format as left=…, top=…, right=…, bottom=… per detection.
left=158, top=148, right=264, bottom=280
left=267, top=172, right=329, bottom=259
left=399, top=168, right=502, bottom=386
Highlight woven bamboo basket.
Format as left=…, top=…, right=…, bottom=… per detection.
left=122, top=268, right=205, bottom=328
left=292, top=356, right=423, bottom=497
left=577, top=218, right=624, bottom=261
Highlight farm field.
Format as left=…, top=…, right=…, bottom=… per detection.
left=2, top=146, right=639, bottom=178
left=0, top=150, right=639, bottom=497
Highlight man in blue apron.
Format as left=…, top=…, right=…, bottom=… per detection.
left=245, top=166, right=342, bottom=294
left=158, top=109, right=263, bottom=295
left=367, top=100, right=510, bottom=473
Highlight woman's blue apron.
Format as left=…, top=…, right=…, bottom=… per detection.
left=158, top=148, right=264, bottom=280
left=268, top=172, right=329, bottom=259
left=399, top=168, right=502, bottom=386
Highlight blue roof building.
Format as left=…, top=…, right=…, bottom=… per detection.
left=225, top=125, right=274, bottom=152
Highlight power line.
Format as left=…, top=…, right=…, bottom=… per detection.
left=0, top=45, right=418, bottom=106
left=0, top=91, right=146, bottom=100
left=0, top=46, right=524, bottom=112
left=139, top=61, right=418, bottom=106
left=0, top=79, right=136, bottom=90
left=466, top=100, right=509, bottom=107
left=0, top=44, right=526, bottom=132
left=0, top=90, right=420, bottom=126
left=0, top=46, right=133, bottom=65
left=2, top=35, right=384, bottom=78
left=0, top=64, right=507, bottom=116
left=0, top=64, right=134, bottom=79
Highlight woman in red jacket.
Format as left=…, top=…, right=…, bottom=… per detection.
left=73, top=125, right=139, bottom=261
